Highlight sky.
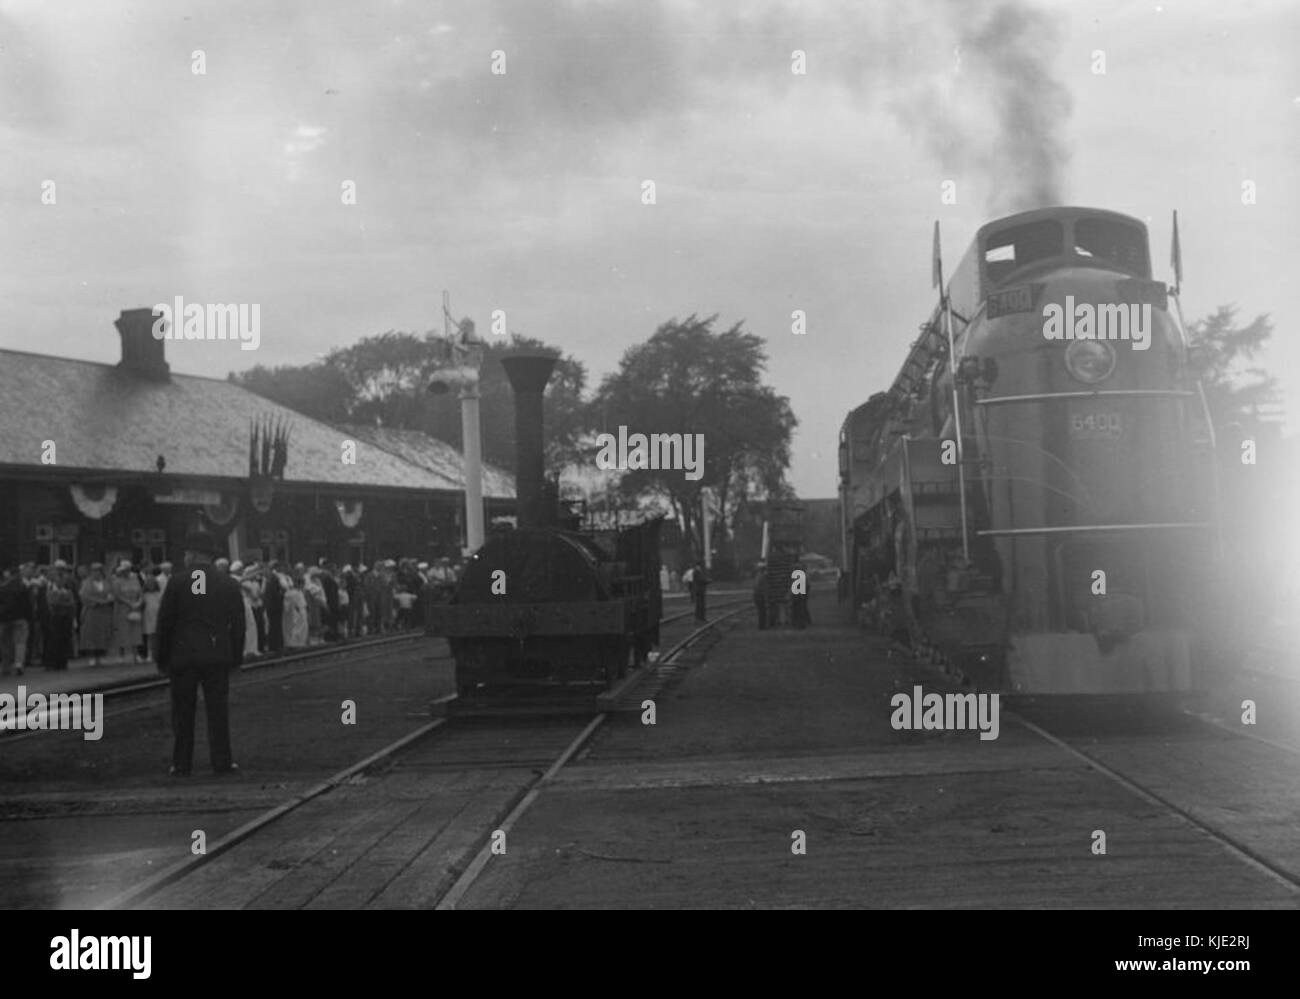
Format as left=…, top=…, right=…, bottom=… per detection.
left=2, top=0, right=1297, bottom=498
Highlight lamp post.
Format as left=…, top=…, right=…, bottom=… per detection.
left=459, top=375, right=484, bottom=554
left=701, top=487, right=713, bottom=571
left=429, top=293, right=485, bottom=555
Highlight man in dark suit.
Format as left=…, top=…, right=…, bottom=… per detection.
left=262, top=561, right=284, bottom=653
left=156, top=527, right=246, bottom=777
left=320, top=562, right=340, bottom=641
left=686, top=560, right=709, bottom=622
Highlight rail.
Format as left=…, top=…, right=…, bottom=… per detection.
left=98, top=603, right=749, bottom=910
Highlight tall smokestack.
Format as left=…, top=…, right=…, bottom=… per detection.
left=500, top=351, right=558, bottom=530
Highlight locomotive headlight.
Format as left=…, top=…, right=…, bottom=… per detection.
left=1064, top=339, right=1116, bottom=384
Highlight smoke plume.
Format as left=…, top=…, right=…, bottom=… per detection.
left=889, top=1, right=1073, bottom=215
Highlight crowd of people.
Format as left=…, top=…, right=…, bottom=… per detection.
left=0, top=555, right=462, bottom=675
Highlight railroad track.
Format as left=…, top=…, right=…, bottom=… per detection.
left=658, top=597, right=747, bottom=627
left=1006, top=705, right=1300, bottom=899
left=0, top=630, right=431, bottom=741
left=3, top=599, right=749, bottom=739
left=100, top=603, right=748, bottom=910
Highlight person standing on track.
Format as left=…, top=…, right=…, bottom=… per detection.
left=685, top=559, right=709, bottom=622
left=156, top=526, right=247, bottom=778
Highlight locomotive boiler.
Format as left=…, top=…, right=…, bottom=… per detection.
left=427, top=351, right=662, bottom=697
left=840, top=206, right=1220, bottom=695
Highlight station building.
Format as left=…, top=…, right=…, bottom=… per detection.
left=0, top=309, right=514, bottom=570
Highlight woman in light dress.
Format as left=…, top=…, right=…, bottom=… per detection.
left=141, top=572, right=163, bottom=663
left=303, top=569, right=326, bottom=645
left=78, top=563, right=115, bottom=665
left=110, top=562, right=145, bottom=663
left=282, top=576, right=309, bottom=649
left=233, top=562, right=261, bottom=660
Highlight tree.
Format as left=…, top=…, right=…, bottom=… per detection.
left=227, top=363, right=354, bottom=423
left=1184, top=305, right=1279, bottom=433
left=591, top=314, right=797, bottom=567
left=231, top=331, right=589, bottom=473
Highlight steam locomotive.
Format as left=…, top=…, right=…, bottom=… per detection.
left=840, top=206, right=1220, bottom=694
left=427, top=352, right=662, bottom=697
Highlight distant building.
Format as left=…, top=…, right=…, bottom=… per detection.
left=0, top=309, right=513, bottom=569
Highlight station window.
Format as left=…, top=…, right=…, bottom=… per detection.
left=1072, top=218, right=1149, bottom=276
left=982, top=221, right=1065, bottom=286
left=131, top=545, right=166, bottom=566
left=37, top=542, right=77, bottom=566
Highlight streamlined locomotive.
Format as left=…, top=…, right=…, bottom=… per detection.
left=840, top=207, right=1220, bottom=694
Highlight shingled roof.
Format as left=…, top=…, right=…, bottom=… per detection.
left=0, top=348, right=487, bottom=494
left=335, top=423, right=514, bottom=500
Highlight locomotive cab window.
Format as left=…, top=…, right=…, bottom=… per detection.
left=1071, top=218, right=1150, bottom=277
left=981, top=221, right=1064, bottom=286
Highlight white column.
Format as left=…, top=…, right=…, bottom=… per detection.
left=227, top=519, right=244, bottom=562
left=460, top=384, right=484, bottom=554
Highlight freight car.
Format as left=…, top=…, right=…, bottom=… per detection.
left=426, top=352, right=662, bottom=697
left=839, top=207, right=1220, bottom=694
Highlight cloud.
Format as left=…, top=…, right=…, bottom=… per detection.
left=0, top=11, right=63, bottom=133
left=282, top=123, right=327, bottom=181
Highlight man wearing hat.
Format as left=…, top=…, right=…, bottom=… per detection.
left=0, top=565, right=32, bottom=677
left=25, top=563, right=48, bottom=668
left=263, top=561, right=285, bottom=655
left=352, top=565, right=369, bottom=636
left=362, top=562, right=384, bottom=635
left=320, top=562, right=340, bottom=642
left=156, top=525, right=247, bottom=777
left=44, top=561, right=77, bottom=670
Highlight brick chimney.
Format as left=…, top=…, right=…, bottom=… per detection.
left=115, top=307, right=170, bottom=380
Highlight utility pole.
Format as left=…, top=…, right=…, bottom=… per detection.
left=701, top=488, right=713, bottom=571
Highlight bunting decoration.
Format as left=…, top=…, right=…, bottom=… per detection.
left=69, top=483, right=118, bottom=520
left=335, top=499, right=364, bottom=529
left=203, top=493, right=240, bottom=526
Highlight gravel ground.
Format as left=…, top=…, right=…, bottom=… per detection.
left=0, top=639, right=448, bottom=907
left=454, top=597, right=1300, bottom=909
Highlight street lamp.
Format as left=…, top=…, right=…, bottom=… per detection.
left=428, top=303, right=485, bottom=555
